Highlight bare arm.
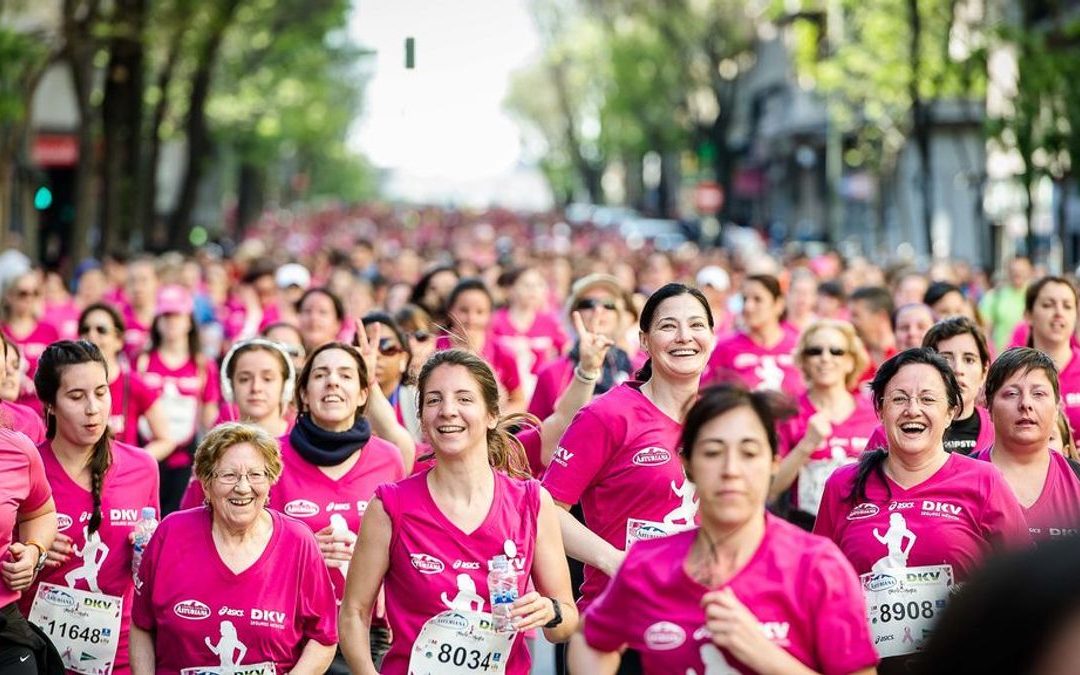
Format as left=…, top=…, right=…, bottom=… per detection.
left=567, top=630, right=621, bottom=675
left=289, top=640, right=338, bottom=675
left=141, top=399, right=178, bottom=462
left=129, top=625, right=156, bottom=675
left=339, top=498, right=392, bottom=675
left=555, top=501, right=624, bottom=577
left=521, top=490, right=579, bottom=643
left=769, top=414, right=829, bottom=502
left=4, top=500, right=57, bottom=592
left=366, top=384, right=416, bottom=474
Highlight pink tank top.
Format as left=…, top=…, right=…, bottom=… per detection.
left=377, top=469, right=540, bottom=675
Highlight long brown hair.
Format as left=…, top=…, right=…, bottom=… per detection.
left=417, top=349, right=535, bottom=480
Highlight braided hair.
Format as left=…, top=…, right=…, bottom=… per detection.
left=35, top=340, right=113, bottom=534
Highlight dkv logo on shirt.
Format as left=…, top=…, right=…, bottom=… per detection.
left=551, top=447, right=574, bottom=467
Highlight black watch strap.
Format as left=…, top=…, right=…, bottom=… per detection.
left=543, top=597, right=563, bottom=629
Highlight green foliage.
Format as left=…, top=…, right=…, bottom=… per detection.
left=0, top=26, right=48, bottom=126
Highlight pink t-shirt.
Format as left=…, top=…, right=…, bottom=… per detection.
left=0, top=428, right=51, bottom=608
left=120, top=307, right=151, bottom=362
left=778, top=394, right=878, bottom=514
left=436, top=335, right=522, bottom=397
left=865, top=406, right=995, bottom=456
left=20, top=440, right=159, bottom=675
left=267, top=435, right=405, bottom=600
left=377, top=469, right=540, bottom=675
left=528, top=356, right=573, bottom=422
left=1058, top=347, right=1080, bottom=443
left=108, top=369, right=160, bottom=446
left=490, top=308, right=568, bottom=375
left=3, top=320, right=60, bottom=414
left=583, top=517, right=879, bottom=675
left=43, top=300, right=81, bottom=341
left=704, top=331, right=805, bottom=398
left=542, top=382, right=696, bottom=607
left=814, top=452, right=1031, bottom=581
left=971, top=448, right=1080, bottom=539
left=138, top=353, right=220, bottom=463
left=132, top=508, right=338, bottom=674
left=0, top=399, right=45, bottom=444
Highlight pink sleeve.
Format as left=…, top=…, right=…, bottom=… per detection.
left=296, top=525, right=339, bottom=645
left=541, top=407, right=616, bottom=506
left=496, top=347, right=522, bottom=393
left=516, top=427, right=544, bottom=478
left=979, top=470, right=1034, bottom=550
left=866, top=425, right=886, bottom=452
left=131, top=375, right=160, bottom=418
left=19, top=434, right=50, bottom=514
left=582, top=547, right=641, bottom=652
left=812, top=475, right=842, bottom=542
left=132, top=517, right=167, bottom=630
left=201, top=360, right=221, bottom=404
left=807, top=544, right=878, bottom=673
left=527, top=370, right=558, bottom=420
left=178, top=477, right=204, bottom=511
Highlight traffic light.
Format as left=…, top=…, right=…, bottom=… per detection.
left=33, top=184, right=53, bottom=210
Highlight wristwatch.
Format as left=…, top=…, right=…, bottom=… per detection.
left=27, top=541, right=48, bottom=575
left=543, top=598, right=563, bottom=629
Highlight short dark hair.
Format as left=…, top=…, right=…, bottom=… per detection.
left=924, top=281, right=963, bottom=308
left=984, top=347, right=1060, bottom=406
left=1024, top=276, right=1079, bottom=314
left=850, top=286, right=894, bottom=317
left=817, top=280, right=846, bottom=301
left=681, top=384, right=793, bottom=460
left=636, top=283, right=713, bottom=381
left=923, top=316, right=991, bottom=368
left=296, top=287, right=345, bottom=322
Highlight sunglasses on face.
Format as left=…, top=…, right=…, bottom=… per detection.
left=803, top=346, right=847, bottom=357
left=379, top=338, right=405, bottom=357
left=410, top=330, right=432, bottom=343
left=79, top=324, right=113, bottom=336
left=574, top=298, right=617, bottom=312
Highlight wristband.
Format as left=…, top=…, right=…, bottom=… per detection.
left=574, top=366, right=600, bottom=383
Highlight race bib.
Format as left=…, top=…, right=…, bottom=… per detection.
left=28, top=583, right=122, bottom=675
left=409, top=609, right=515, bottom=674
left=861, top=564, right=954, bottom=658
left=625, top=518, right=695, bottom=549
left=797, top=456, right=855, bottom=516
left=179, top=664, right=276, bottom=675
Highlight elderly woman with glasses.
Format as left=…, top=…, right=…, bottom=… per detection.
left=131, top=423, right=338, bottom=674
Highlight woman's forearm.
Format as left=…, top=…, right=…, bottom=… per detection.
left=556, top=506, right=624, bottom=577
left=290, top=640, right=337, bottom=675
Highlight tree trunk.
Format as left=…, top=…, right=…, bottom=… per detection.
left=63, top=0, right=103, bottom=265
left=235, top=161, right=264, bottom=239
left=166, top=0, right=242, bottom=250
left=101, top=0, right=146, bottom=256
left=908, top=0, right=935, bottom=258
left=548, top=59, right=602, bottom=203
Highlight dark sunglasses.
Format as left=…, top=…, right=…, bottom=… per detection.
left=379, top=338, right=405, bottom=357
left=79, top=324, right=113, bottom=336
left=410, top=330, right=433, bottom=343
left=574, top=298, right=617, bottom=312
left=803, top=346, right=847, bottom=357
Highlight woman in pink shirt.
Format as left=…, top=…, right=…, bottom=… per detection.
left=339, top=349, right=578, bottom=675
left=706, top=274, right=804, bottom=398
left=543, top=282, right=717, bottom=670
left=580, top=385, right=879, bottom=675
left=491, top=266, right=568, bottom=378
left=135, top=285, right=219, bottom=514
left=1023, top=276, right=1080, bottom=443
left=772, top=320, right=875, bottom=529
left=131, top=423, right=338, bottom=674
left=297, top=287, right=346, bottom=352
left=815, top=348, right=1031, bottom=669
left=437, top=278, right=525, bottom=413
left=973, top=348, right=1080, bottom=539
left=0, top=426, right=56, bottom=671
left=0, top=337, right=45, bottom=443
left=22, top=340, right=160, bottom=674
left=78, top=303, right=174, bottom=462
left=1, top=270, right=59, bottom=415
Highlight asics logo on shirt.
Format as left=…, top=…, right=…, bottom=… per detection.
left=326, top=502, right=351, bottom=512
left=552, top=447, right=574, bottom=467
left=453, top=560, right=481, bottom=570
left=219, top=606, right=245, bottom=617
left=889, top=501, right=915, bottom=511
left=631, top=447, right=671, bottom=467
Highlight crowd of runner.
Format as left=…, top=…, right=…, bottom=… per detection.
left=1, top=203, right=1079, bottom=674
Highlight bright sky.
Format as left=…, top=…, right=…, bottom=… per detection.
left=349, top=0, right=551, bottom=206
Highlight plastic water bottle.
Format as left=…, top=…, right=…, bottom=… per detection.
left=131, top=507, right=158, bottom=578
left=487, top=555, right=519, bottom=632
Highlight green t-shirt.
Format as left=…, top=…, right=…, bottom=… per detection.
left=979, top=285, right=1027, bottom=350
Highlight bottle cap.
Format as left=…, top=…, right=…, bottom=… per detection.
left=140, top=506, right=157, bottom=519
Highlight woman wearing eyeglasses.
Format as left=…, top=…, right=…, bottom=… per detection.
left=815, top=348, right=1030, bottom=668
left=131, top=423, right=338, bottom=674
left=771, top=320, right=876, bottom=529
left=1, top=270, right=59, bottom=415
left=78, top=303, right=175, bottom=464
left=394, top=304, right=437, bottom=384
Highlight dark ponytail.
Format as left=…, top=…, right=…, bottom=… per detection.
left=36, top=340, right=113, bottom=534
left=845, top=347, right=961, bottom=503
left=636, top=283, right=714, bottom=381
